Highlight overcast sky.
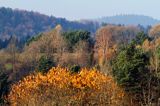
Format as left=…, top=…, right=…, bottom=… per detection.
left=0, top=0, right=159, bottom=20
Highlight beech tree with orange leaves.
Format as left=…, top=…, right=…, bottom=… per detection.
left=7, top=67, right=126, bottom=106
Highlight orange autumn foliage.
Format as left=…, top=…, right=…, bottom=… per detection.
left=8, top=67, right=125, bottom=106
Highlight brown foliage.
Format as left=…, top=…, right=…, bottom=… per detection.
left=95, top=25, right=139, bottom=74
left=149, top=24, right=160, bottom=38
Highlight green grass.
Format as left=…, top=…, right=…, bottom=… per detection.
left=5, top=63, right=13, bottom=70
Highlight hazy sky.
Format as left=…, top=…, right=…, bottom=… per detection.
left=0, top=0, right=159, bottom=20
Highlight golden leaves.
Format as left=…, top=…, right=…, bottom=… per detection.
left=8, top=67, right=125, bottom=106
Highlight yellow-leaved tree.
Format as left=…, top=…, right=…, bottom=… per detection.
left=8, top=67, right=126, bottom=106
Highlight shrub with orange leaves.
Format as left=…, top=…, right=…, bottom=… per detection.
left=7, top=67, right=126, bottom=106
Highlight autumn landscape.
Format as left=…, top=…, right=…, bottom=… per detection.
left=0, top=0, right=160, bottom=106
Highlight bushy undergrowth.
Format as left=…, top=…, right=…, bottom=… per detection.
left=7, top=67, right=126, bottom=106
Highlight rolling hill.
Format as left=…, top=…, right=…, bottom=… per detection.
left=0, top=7, right=98, bottom=41
left=96, top=15, right=160, bottom=26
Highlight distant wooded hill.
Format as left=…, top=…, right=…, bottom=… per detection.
left=0, top=7, right=98, bottom=41
left=96, top=15, right=160, bottom=26
left=0, top=7, right=159, bottom=48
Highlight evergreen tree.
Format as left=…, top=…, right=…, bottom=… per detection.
left=133, top=31, right=150, bottom=45
left=112, top=44, right=149, bottom=92
left=37, top=56, right=54, bottom=73
left=0, top=73, right=10, bottom=104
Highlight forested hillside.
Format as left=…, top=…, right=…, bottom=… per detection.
left=0, top=7, right=98, bottom=48
left=0, top=7, right=157, bottom=49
